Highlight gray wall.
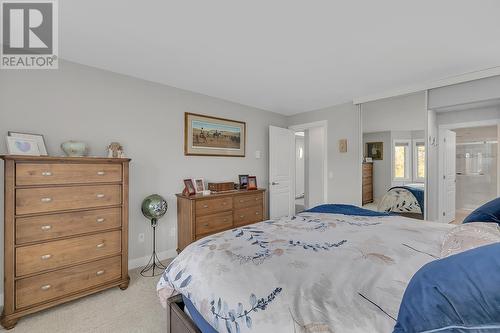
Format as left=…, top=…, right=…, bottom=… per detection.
left=428, top=75, right=500, bottom=110
left=0, top=61, right=287, bottom=298
left=363, top=131, right=391, bottom=199
left=287, top=103, right=361, bottom=205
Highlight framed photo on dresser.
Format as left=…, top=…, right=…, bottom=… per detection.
left=247, top=176, right=257, bottom=190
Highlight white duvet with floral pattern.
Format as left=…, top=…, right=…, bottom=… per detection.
left=157, top=212, right=453, bottom=333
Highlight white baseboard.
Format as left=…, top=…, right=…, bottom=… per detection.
left=128, top=248, right=178, bottom=270
left=0, top=249, right=178, bottom=309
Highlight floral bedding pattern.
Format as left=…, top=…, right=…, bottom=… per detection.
left=157, top=212, right=453, bottom=333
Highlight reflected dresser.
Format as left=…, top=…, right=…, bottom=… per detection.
left=176, top=189, right=266, bottom=252
left=362, top=162, right=374, bottom=205
left=0, top=155, right=130, bottom=329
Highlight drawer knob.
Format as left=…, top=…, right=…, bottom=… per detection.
left=41, top=254, right=52, bottom=260
left=255, top=198, right=259, bottom=201
left=96, top=270, right=105, bottom=276
left=239, top=200, right=244, bottom=203
left=41, top=171, right=52, bottom=176
left=96, top=194, right=105, bottom=198
left=223, top=219, right=227, bottom=222
left=97, top=171, right=106, bottom=176
left=40, top=284, right=51, bottom=291
left=255, top=212, right=260, bottom=215
left=41, top=197, right=52, bottom=203
left=96, top=217, right=105, bottom=223
left=96, top=243, right=105, bottom=248
left=203, top=204, right=208, bottom=208
left=240, top=215, right=245, bottom=219
left=41, top=225, right=52, bottom=231
left=203, top=223, right=209, bottom=227
left=222, top=202, right=227, bottom=205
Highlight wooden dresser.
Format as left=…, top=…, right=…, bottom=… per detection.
left=176, top=189, right=266, bottom=252
left=0, top=155, right=130, bottom=329
left=362, top=162, right=373, bottom=205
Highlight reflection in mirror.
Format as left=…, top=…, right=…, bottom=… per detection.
left=427, top=97, right=500, bottom=224
left=361, top=92, right=427, bottom=220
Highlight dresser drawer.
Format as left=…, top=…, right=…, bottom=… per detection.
left=234, top=205, right=263, bottom=227
left=16, top=163, right=122, bottom=186
left=196, top=212, right=233, bottom=236
left=16, top=208, right=121, bottom=244
left=234, top=193, right=263, bottom=209
left=16, top=185, right=122, bottom=215
left=16, top=230, right=121, bottom=276
left=16, top=256, right=121, bottom=309
left=195, top=197, right=233, bottom=216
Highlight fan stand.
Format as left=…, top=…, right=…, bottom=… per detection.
left=140, top=218, right=167, bottom=277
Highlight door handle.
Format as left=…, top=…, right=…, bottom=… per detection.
left=271, top=182, right=279, bottom=185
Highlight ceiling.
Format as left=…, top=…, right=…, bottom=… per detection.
left=60, top=0, right=500, bottom=115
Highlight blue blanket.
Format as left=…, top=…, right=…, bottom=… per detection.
left=389, top=184, right=425, bottom=211
left=183, top=295, right=217, bottom=333
left=463, top=197, right=500, bottom=225
left=394, top=243, right=500, bottom=333
left=305, top=204, right=390, bottom=217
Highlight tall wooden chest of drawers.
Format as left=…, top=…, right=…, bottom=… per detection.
left=362, top=162, right=374, bottom=205
left=0, top=156, right=130, bottom=329
left=176, top=189, right=266, bottom=252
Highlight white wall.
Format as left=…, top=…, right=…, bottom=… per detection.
left=363, top=92, right=426, bottom=133
left=288, top=103, right=361, bottom=205
left=363, top=131, right=391, bottom=200
left=306, top=126, right=325, bottom=208
left=427, top=110, right=439, bottom=221
left=0, top=60, right=287, bottom=296
left=428, top=75, right=500, bottom=110
left=295, top=136, right=305, bottom=197
left=437, top=106, right=500, bottom=125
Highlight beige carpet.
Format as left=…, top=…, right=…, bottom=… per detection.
left=1, top=261, right=172, bottom=333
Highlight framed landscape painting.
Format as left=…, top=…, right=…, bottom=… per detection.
left=185, top=113, right=246, bottom=157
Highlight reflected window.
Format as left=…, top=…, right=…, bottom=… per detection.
left=394, top=140, right=411, bottom=181
left=414, top=140, right=426, bottom=182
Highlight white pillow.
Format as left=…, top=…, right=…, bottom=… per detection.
left=441, top=222, right=500, bottom=258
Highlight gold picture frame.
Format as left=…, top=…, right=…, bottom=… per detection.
left=184, top=113, right=246, bottom=157
left=366, top=142, right=383, bottom=160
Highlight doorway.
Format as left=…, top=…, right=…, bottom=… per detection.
left=289, top=121, right=328, bottom=213
left=268, top=121, right=328, bottom=218
left=439, top=123, right=499, bottom=224
left=295, top=132, right=305, bottom=213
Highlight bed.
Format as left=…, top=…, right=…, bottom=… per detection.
left=157, top=204, right=456, bottom=333
left=377, top=183, right=425, bottom=219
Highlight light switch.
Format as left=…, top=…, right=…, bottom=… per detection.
left=255, top=150, right=261, bottom=159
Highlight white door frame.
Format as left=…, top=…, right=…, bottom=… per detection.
left=288, top=120, right=328, bottom=206
left=437, top=118, right=500, bottom=222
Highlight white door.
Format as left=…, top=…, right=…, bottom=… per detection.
left=439, top=129, right=456, bottom=223
left=269, top=126, right=295, bottom=218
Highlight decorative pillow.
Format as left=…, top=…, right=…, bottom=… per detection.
left=441, top=222, right=500, bottom=258
left=393, top=243, right=500, bottom=333
left=463, top=197, right=500, bottom=224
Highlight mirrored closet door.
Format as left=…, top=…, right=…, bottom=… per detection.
left=360, top=92, right=427, bottom=220
left=427, top=75, right=500, bottom=224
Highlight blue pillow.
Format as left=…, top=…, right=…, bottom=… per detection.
left=463, top=197, right=500, bottom=224
left=393, top=243, right=500, bottom=333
